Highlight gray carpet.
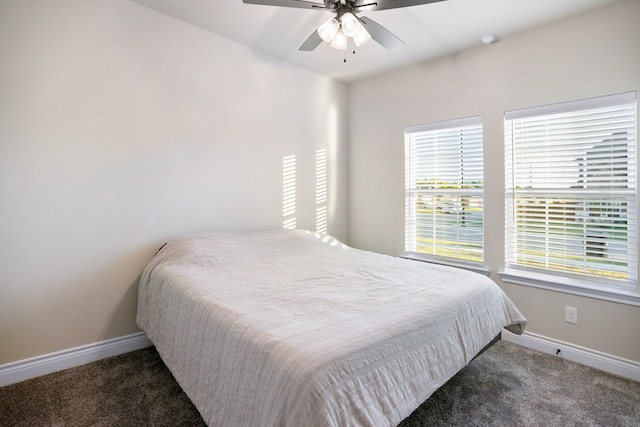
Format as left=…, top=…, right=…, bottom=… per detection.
left=1, top=341, right=639, bottom=426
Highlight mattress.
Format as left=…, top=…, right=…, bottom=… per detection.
left=137, top=229, right=526, bottom=427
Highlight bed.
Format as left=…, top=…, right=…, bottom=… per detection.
left=137, top=229, right=526, bottom=427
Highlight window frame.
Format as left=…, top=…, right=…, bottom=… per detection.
left=403, top=115, right=485, bottom=272
left=500, top=92, right=640, bottom=306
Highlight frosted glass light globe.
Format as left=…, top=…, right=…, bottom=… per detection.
left=340, top=12, right=360, bottom=37
left=353, top=25, right=371, bottom=47
left=330, top=29, right=348, bottom=50
left=318, top=17, right=340, bottom=43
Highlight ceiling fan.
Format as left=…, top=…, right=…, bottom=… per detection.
left=242, top=0, right=446, bottom=52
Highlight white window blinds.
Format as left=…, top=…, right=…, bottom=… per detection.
left=405, top=116, right=484, bottom=264
left=505, top=92, right=637, bottom=289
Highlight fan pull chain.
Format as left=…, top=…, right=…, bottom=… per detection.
left=343, top=39, right=358, bottom=63
left=343, top=49, right=357, bottom=63
left=344, top=38, right=348, bottom=62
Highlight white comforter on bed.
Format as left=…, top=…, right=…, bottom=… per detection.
left=137, top=229, right=525, bottom=427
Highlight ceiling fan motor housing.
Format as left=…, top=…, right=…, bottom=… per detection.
left=325, top=0, right=362, bottom=17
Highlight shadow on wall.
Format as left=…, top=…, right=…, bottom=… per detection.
left=99, top=244, right=162, bottom=346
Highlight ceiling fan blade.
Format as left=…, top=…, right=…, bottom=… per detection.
left=354, top=0, right=445, bottom=12
left=359, top=16, right=405, bottom=50
left=242, top=0, right=329, bottom=10
left=299, top=30, right=323, bottom=51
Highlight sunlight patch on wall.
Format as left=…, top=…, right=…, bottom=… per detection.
left=316, top=148, right=328, bottom=234
left=325, top=100, right=341, bottom=232
left=282, top=155, right=296, bottom=229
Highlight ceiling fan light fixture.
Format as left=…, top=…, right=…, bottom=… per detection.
left=353, top=25, right=371, bottom=47
left=340, top=12, right=360, bottom=38
left=330, top=29, right=348, bottom=50
left=318, top=17, right=340, bottom=43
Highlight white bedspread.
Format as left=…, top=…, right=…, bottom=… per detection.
left=137, top=229, right=526, bottom=427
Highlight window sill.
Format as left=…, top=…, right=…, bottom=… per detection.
left=499, top=269, right=640, bottom=307
left=401, top=252, right=489, bottom=276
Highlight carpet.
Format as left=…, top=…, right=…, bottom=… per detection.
left=1, top=341, right=639, bottom=426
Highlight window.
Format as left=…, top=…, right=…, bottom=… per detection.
left=404, top=116, right=484, bottom=267
left=503, top=92, right=638, bottom=304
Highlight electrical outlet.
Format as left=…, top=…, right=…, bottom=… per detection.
left=565, top=306, right=578, bottom=324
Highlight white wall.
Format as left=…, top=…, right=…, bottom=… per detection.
left=349, top=0, right=640, bottom=362
left=0, top=0, right=349, bottom=364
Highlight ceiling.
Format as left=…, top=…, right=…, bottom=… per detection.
left=131, top=0, right=621, bottom=83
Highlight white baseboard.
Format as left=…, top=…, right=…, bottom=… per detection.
left=0, top=332, right=152, bottom=387
left=3, top=330, right=637, bottom=387
left=502, top=330, right=640, bottom=382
